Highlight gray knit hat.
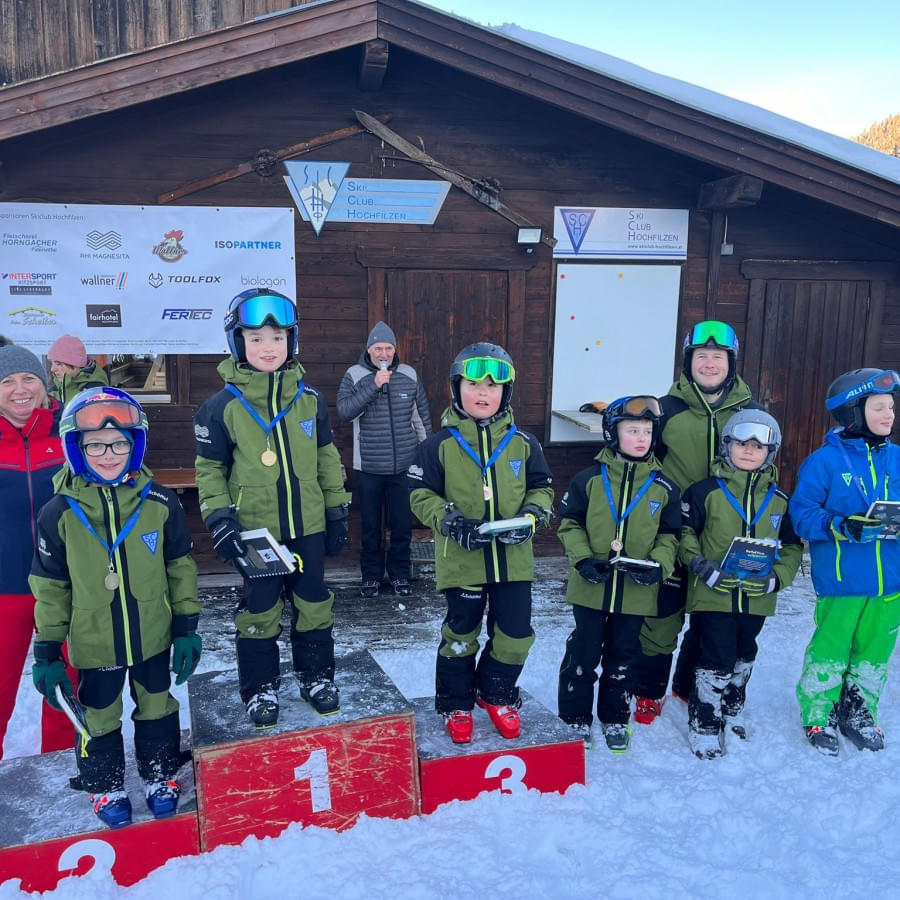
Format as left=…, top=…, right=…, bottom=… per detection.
left=367, top=321, right=397, bottom=348
left=0, top=345, right=48, bottom=388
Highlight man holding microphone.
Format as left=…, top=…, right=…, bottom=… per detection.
left=338, top=322, right=432, bottom=597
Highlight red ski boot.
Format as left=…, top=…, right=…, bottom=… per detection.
left=476, top=697, right=521, bottom=739
left=634, top=696, right=663, bottom=725
left=443, top=710, right=474, bottom=744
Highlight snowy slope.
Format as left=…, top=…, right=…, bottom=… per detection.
left=2, top=558, right=898, bottom=899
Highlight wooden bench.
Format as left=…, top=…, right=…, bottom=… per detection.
left=153, top=467, right=197, bottom=492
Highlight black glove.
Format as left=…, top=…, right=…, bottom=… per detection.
left=619, top=561, right=663, bottom=586
left=520, top=503, right=551, bottom=530
left=207, top=509, right=247, bottom=562
left=689, top=555, right=740, bottom=593
left=575, top=557, right=612, bottom=584
left=739, top=574, right=779, bottom=596
left=441, top=511, right=493, bottom=551
left=838, top=513, right=884, bottom=543
left=325, top=505, right=350, bottom=557
left=32, top=641, right=72, bottom=711
left=171, top=614, right=202, bottom=686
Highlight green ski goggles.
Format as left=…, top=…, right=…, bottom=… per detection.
left=459, top=357, right=516, bottom=384
left=684, top=320, right=738, bottom=352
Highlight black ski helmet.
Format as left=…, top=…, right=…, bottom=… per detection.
left=720, top=408, right=782, bottom=469
left=826, top=368, right=900, bottom=433
left=224, top=288, right=299, bottom=364
left=682, top=320, right=740, bottom=396
left=601, top=395, right=663, bottom=462
left=449, top=342, right=515, bottom=418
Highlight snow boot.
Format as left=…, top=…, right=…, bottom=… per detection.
left=443, top=709, right=474, bottom=744
left=298, top=678, right=341, bottom=717
left=721, top=659, right=753, bottom=740
left=837, top=683, right=884, bottom=751
left=246, top=685, right=279, bottom=729
left=806, top=725, right=839, bottom=757
left=360, top=579, right=380, bottom=598
left=689, top=728, right=724, bottom=760
left=566, top=720, right=593, bottom=750
left=391, top=578, right=412, bottom=597
left=724, top=712, right=748, bottom=740
left=477, top=696, right=521, bottom=739
left=145, top=780, right=181, bottom=818
left=600, top=722, right=631, bottom=753
left=90, top=790, right=133, bottom=829
left=633, top=696, right=663, bottom=725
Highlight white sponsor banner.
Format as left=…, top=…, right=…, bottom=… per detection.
left=0, top=203, right=295, bottom=354
left=553, top=207, right=689, bottom=259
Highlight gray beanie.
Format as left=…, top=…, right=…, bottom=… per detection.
left=0, top=345, right=48, bottom=388
left=367, top=321, right=397, bottom=348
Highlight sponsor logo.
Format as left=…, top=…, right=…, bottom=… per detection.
left=164, top=274, right=221, bottom=284
left=141, top=531, right=160, bottom=555
left=240, top=274, right=288, bottom=288
left=86, top=230, right=122, bottom=250
left=1, top=272, right=57, bottom=280
left=148, top=273, right=163, bottom=289
left=3, top=272, right=56, bottom=296
left=152, top=229, right=188, bottom=263
left=2, top=232, right=58, bottom=253
left=80, top=272, right=128, bottom=289
left=8, top=305, right=57, bottom=327
left=214, top=240, right=283, bottom=250
left=10, top=285, right=51, bottom=295
left=86, top=304, right=122, bottom=328
left=162, top=308, right=214, bottom=320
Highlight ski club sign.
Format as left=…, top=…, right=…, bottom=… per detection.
left=553, top=206, right=689, bottom=259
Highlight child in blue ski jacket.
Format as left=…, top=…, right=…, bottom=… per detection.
left=790, top=368, right=900, bottom=756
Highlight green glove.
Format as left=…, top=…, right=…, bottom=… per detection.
left=172, top=633, right=202, bottom=685
left=32, top=641, right=73, bottom=710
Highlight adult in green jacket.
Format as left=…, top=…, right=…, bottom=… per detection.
left=47, top=334, right=109, bottom=409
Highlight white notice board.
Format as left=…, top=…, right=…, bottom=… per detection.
left=550, top=264, right=681, bottom=443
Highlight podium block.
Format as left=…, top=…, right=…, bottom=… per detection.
left=189, top=649, right=420, bottom=850
left=0, top=739, right=198, bottom=892
left=414, top=693, right=585, bottom=814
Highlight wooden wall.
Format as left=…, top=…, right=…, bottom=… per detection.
left=0, top=0, right=316, bottom=84
left=2, top=44, right=899, bottom=563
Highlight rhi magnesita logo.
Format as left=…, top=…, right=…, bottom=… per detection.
left=152, top=229, right=188, bottom=263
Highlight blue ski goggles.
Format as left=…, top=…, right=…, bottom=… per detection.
left=231, top=292, right=297, bottom=329
left=826, top=369, right=900, bottom=411
left=459, top=357, right=515, bottom=384
left=684, top=320, right=738, bottom=352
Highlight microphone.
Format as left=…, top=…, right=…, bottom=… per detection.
left=380, top=359, right=388, bottom=394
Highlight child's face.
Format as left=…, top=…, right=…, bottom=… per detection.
left=691, top=348, right=729, bottom=394
left=82, top=428, right=132, bottom=483
left=244, top=325, right=288, bottom=372
left=459, top=377, right=503, bottom=419
left=616, top=420, right=653, bottom=459
left=50, top=360, right=80, bottom=379
left=865, top=394, right=895, bottom=436
left=730, top=438, right=769, bottom=471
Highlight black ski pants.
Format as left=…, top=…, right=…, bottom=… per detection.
left=356, top=471, right=412, bottom=583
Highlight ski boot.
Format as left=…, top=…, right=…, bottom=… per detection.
left=806, top=725, right=839, bottom=757
left=567, top=720, right=593, bottom=751
left=298, top=678, right=341, bottom=716
left=246, top=685, right=279, bottom=729
left=443, top=709, right=474, bottom=744
left=476, top=696, right=521, bottom=739
left=90, top=790, right=133, bottom=829
left=601, top=722, right=631, bottom=754
left=633, top=696, right=663, bottom=725
left=689, top=728, right=724, bottom=760
left=838, top=684, right=885, bottom=751
left=145, top=780, right=182, bottom=818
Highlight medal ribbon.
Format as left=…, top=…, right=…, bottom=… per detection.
left=601, top=465, right=657, bottom=527
left=715, top=478, right=776, bottom=527
left=226, top=382, right=304, bottom=443
left=64, top=481, right=154, bottom=571
left=447, top=425, right=518, bottom=488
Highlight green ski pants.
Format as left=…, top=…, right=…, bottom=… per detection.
left=796, top=593, right=900, bottom=727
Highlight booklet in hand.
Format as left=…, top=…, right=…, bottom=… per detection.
left=237, top=528, right=298, bottom=578
left=609, top=555, right=661, bottom=570
left=866, top=500, right=900, bottom=534
left=720, top=536, right=779, bottom=577
left=476, top=516, right=534, bottom=536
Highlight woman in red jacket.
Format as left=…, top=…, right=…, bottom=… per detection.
left=0, top=345, right=74, bottom=758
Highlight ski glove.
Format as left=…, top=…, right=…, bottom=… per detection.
left=620, top=562, right=663, bottom=586
left=520, top=503, right=551, bottom=530
left=689, top=556, right=741, bottom=593
left=207, top=509, right=247, bottom=562
left=325, top=504, right=350, bottom=557
left=837, top=513, right=884, bottom=543
left=171, top=615, right=202, bottom=685
left=441, top=511, right=493, bottom=551
left=739, top=574, right=779, bottom=597
left=32, top=641, right=73, bottom=711
left=575, top=557, right=612, bottom=584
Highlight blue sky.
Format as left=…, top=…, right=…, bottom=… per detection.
left=424, top=0, right=900, bottom=138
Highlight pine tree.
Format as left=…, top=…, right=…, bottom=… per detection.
left=852, top=114, right=900, bottom=156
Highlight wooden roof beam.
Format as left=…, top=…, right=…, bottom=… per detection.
left=697, top=175, right=764, bottom=210
left=358, top=39, right=389, bottom=91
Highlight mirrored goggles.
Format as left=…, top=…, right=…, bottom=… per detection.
left=728, top=421, right=777, bottom=446
left=826, top=369, right=900, bottom=411
left=619, top=396, right=662, bottom=418
left=72, top=399, right=141, bottom=431
left=460, top=357, right=515, bottom=384
left=236, top=294, right=296, bottom=329
left=686, top=320, right=738, bottom=351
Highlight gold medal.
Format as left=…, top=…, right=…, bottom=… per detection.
left=104, top=570, right=120, bottom=591
left=261, top=449, right=278, bottom=467
left=611, top=539, right=624, bottom=553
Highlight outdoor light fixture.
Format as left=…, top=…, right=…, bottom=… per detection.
left=516, top=226, right=542, bottom=252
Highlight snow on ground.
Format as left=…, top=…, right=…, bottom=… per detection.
left=2, top=557, right=899, bottom=899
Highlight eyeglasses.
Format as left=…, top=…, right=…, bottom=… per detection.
left=234, top=293, right=297, bottom=329
left=685, top=320, right=738, bottom=352
left=460, top=357, right=515, bottom=384
left=82, top=439, right=132, bottom=457
left=728, top=421, right=778, bottom=446
left=618, top=396, right=662, bottom=418
left=826, top=369, right=900, bottom=411
left=72, top=398, right=141, bottom=431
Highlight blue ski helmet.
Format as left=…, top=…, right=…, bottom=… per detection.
left=602, top=395, right=663, bottom=462
left=826, top=368, right=899, bottom=433
left=224, top=289, right=299, bottom=364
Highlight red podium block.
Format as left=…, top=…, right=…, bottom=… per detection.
left=0, top=739, right=198, bottom=892
left=414, top=693, right=585, bottom=814
left=188, top=649, right=419, bottom=850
